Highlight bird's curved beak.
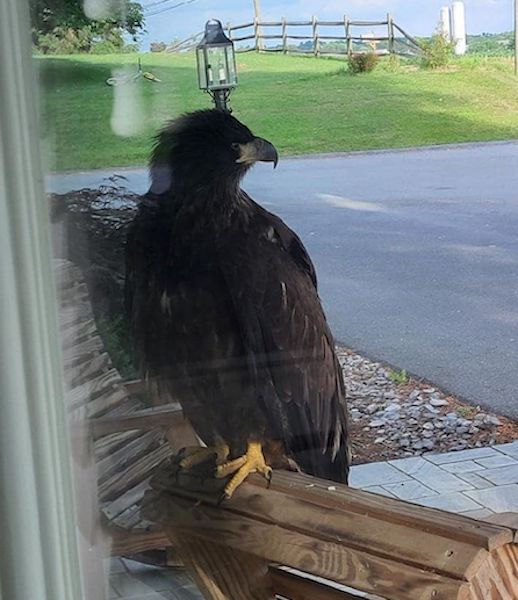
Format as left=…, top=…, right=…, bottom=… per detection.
left=236, top=137, right=279, bottom=168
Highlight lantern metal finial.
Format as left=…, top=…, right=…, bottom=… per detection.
left=196, top=19, right=238, bottom=111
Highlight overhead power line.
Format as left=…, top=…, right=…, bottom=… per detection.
left=143, top=0, right=184, bottom=9
left=144, top=0, right=198, bottom=17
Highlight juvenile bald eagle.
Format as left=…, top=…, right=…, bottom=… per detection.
left=125, top=110, right=350, bottom=499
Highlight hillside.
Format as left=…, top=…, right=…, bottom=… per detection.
left=467, top=32, right=514, bottom=56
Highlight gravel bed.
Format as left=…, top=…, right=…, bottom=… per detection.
left=336, top=347, right=518, bottom=465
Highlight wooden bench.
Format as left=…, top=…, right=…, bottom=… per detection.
left=143, top=467, right=518, bottom=600
left=55, top=259, right=193, bottom=559
left=55, top=259, right=518, bottom=598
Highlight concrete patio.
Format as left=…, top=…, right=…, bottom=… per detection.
left=350, top=441, right=518, bottom=518
left=108, top=441, right=518, bottom=599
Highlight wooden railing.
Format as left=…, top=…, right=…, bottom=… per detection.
left=169, top=15, right=423, bottom=57
left=143, top=466, right=518, bottom=600
left=81, top=373, right=518, bottom=598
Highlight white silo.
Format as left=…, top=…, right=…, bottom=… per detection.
left=439, top=6, right=452, bottom=40
left=451, top=1, right=467, bottom=55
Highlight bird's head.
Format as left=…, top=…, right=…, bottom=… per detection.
left=149, top=109, right=278, bottom=195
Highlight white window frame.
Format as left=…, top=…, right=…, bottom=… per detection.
left=0, top=1, right=83, bottom=599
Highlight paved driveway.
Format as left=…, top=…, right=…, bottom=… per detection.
left=48, top=141, right=518, bottom=418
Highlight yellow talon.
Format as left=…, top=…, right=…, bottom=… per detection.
left=215, top=441, right=272, bottom=499
left=179, top=443, right=230, bottom=470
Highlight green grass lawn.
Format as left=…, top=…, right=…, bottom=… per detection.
left=38, top=52, right=518, bottom=171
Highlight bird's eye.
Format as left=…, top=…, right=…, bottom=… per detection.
left=231, top=142, right=240, bottom=152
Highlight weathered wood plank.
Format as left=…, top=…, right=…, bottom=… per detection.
left=144, top=467, right=518, bottom=600
left=63, top=336, right=104, bottom=368
left=147, top=491, right=464, bottom=600
left=100, top=397, right=144, bottom=419
left=240, top=487, right=487, bottom=580
left=99, top=444, right=171, bottom=502
left=91, top=404, right=184, bottom=438
left=54, top=261, right=86, bottom=292
left=67, top=368, right=123, bottom=412
left=59, top=302, right=92, bottom=331
left=61, top=318, right=104, bottom=350
left=269, top=472, right=512, bottom=552
left=164, top=412, right=199, bottom=453
left=97, top=430, right=163, bottom=481
left=122, top=378, right=149, bottom=397
left=466, top=544, right=518, bottom=599
left=111, top=503, right=142, bottom=530
left=56, top=258, right=173, bottom=564
left=86, top=386, right=131, bottom=419
left=64, top=352, right=112, bottom=388
left=150, top=470, right=487, bottom=580
left=270, top=567, right=385, bottom=599
left=98, top=435, right=163, bottom=498
left=107, top=526, right=170, bottom=557
left=485, top=513, right=518, bottom=542
left=312, top=15, right=319, bottom=56
left=94, top=430, right=143, bottom=460
left=58, top=282, right=90, bottom=305
left=281, top=17, right=287, bottom=54
left=101, top=480, right=152, bottom=522
left=228, top=20, right=255, bottom=31
left=174, top=533, right=273, bottom=600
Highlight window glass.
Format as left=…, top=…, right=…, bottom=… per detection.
left=33, top=1, right=518, bottom=599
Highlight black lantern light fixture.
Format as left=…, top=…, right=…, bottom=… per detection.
left=196, top=19, right=238, bottom=111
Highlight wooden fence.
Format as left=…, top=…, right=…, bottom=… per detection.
left=169, top=15, right=423, bottom=57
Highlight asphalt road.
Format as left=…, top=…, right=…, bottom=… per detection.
left=48, top=141, right=518, bottom=418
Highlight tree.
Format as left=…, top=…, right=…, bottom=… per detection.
left=31, top=0, right=144, bottom=37
left=31, top=0, right=144, bottom=53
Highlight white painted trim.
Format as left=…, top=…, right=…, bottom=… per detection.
left=0, top=2, right=83, bottom=599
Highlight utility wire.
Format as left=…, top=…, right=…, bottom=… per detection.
left=143, top=0, right=198, bottom=17
left=143, top=0, right=184, bottom=9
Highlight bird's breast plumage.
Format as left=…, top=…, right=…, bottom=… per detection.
left=126, top=184, right=349, bottom=482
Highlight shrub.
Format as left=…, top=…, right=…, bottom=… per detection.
left=121, top=43, right=139, bottom=54
left=383, top=54, right=401, bottom=73
left=150, top=41, right=167, bottom=53
left=34, top=26, right=93, bottom=54
left=347, top=52, right=378, bottom=74
left=421, top=33, right=455, bottom=69
left=96, top=314, right=137, bottom=379
left=90, top=40, right=119, bottom=55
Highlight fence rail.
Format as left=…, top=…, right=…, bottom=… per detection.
left=169, top=15, right=423, bottom=57
left=144, top=466, right=518, bottom=600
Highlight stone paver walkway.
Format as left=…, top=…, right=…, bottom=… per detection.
left=350, top=441, right=518, bottom=518
left=108, top=558, right=202, bottom=600
left=109, top=442, right=518, bottom=598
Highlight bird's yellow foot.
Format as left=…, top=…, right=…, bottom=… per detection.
left=215, top=441, right=272, bottom=500
left=178, top=443, right=230, bottom=470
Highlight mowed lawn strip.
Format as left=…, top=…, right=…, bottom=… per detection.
left=37, top=52, right=518, bottom=171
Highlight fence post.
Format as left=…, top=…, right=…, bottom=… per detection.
left=282, top=17, right=288, bottom=54
left=226, top=22, right=232, bottom=41
left=344, top=15, right=351, bottom=57
left=312, top=15, right=319, bottom=56
left=254, top=17, right=260, bottom=52
left=387, top=13, right=395, bottom=55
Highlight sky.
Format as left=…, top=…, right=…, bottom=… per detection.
left=140, top=0, right=515, bottom=47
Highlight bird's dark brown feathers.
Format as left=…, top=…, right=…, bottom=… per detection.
left=125, top=110, right=350, bottom=483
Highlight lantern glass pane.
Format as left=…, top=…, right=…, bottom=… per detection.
left=196, top=48, right=207, bottom=89
left=225, top=46, right=237, bottom=86
left=206, top=46, right=229, bottom=89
